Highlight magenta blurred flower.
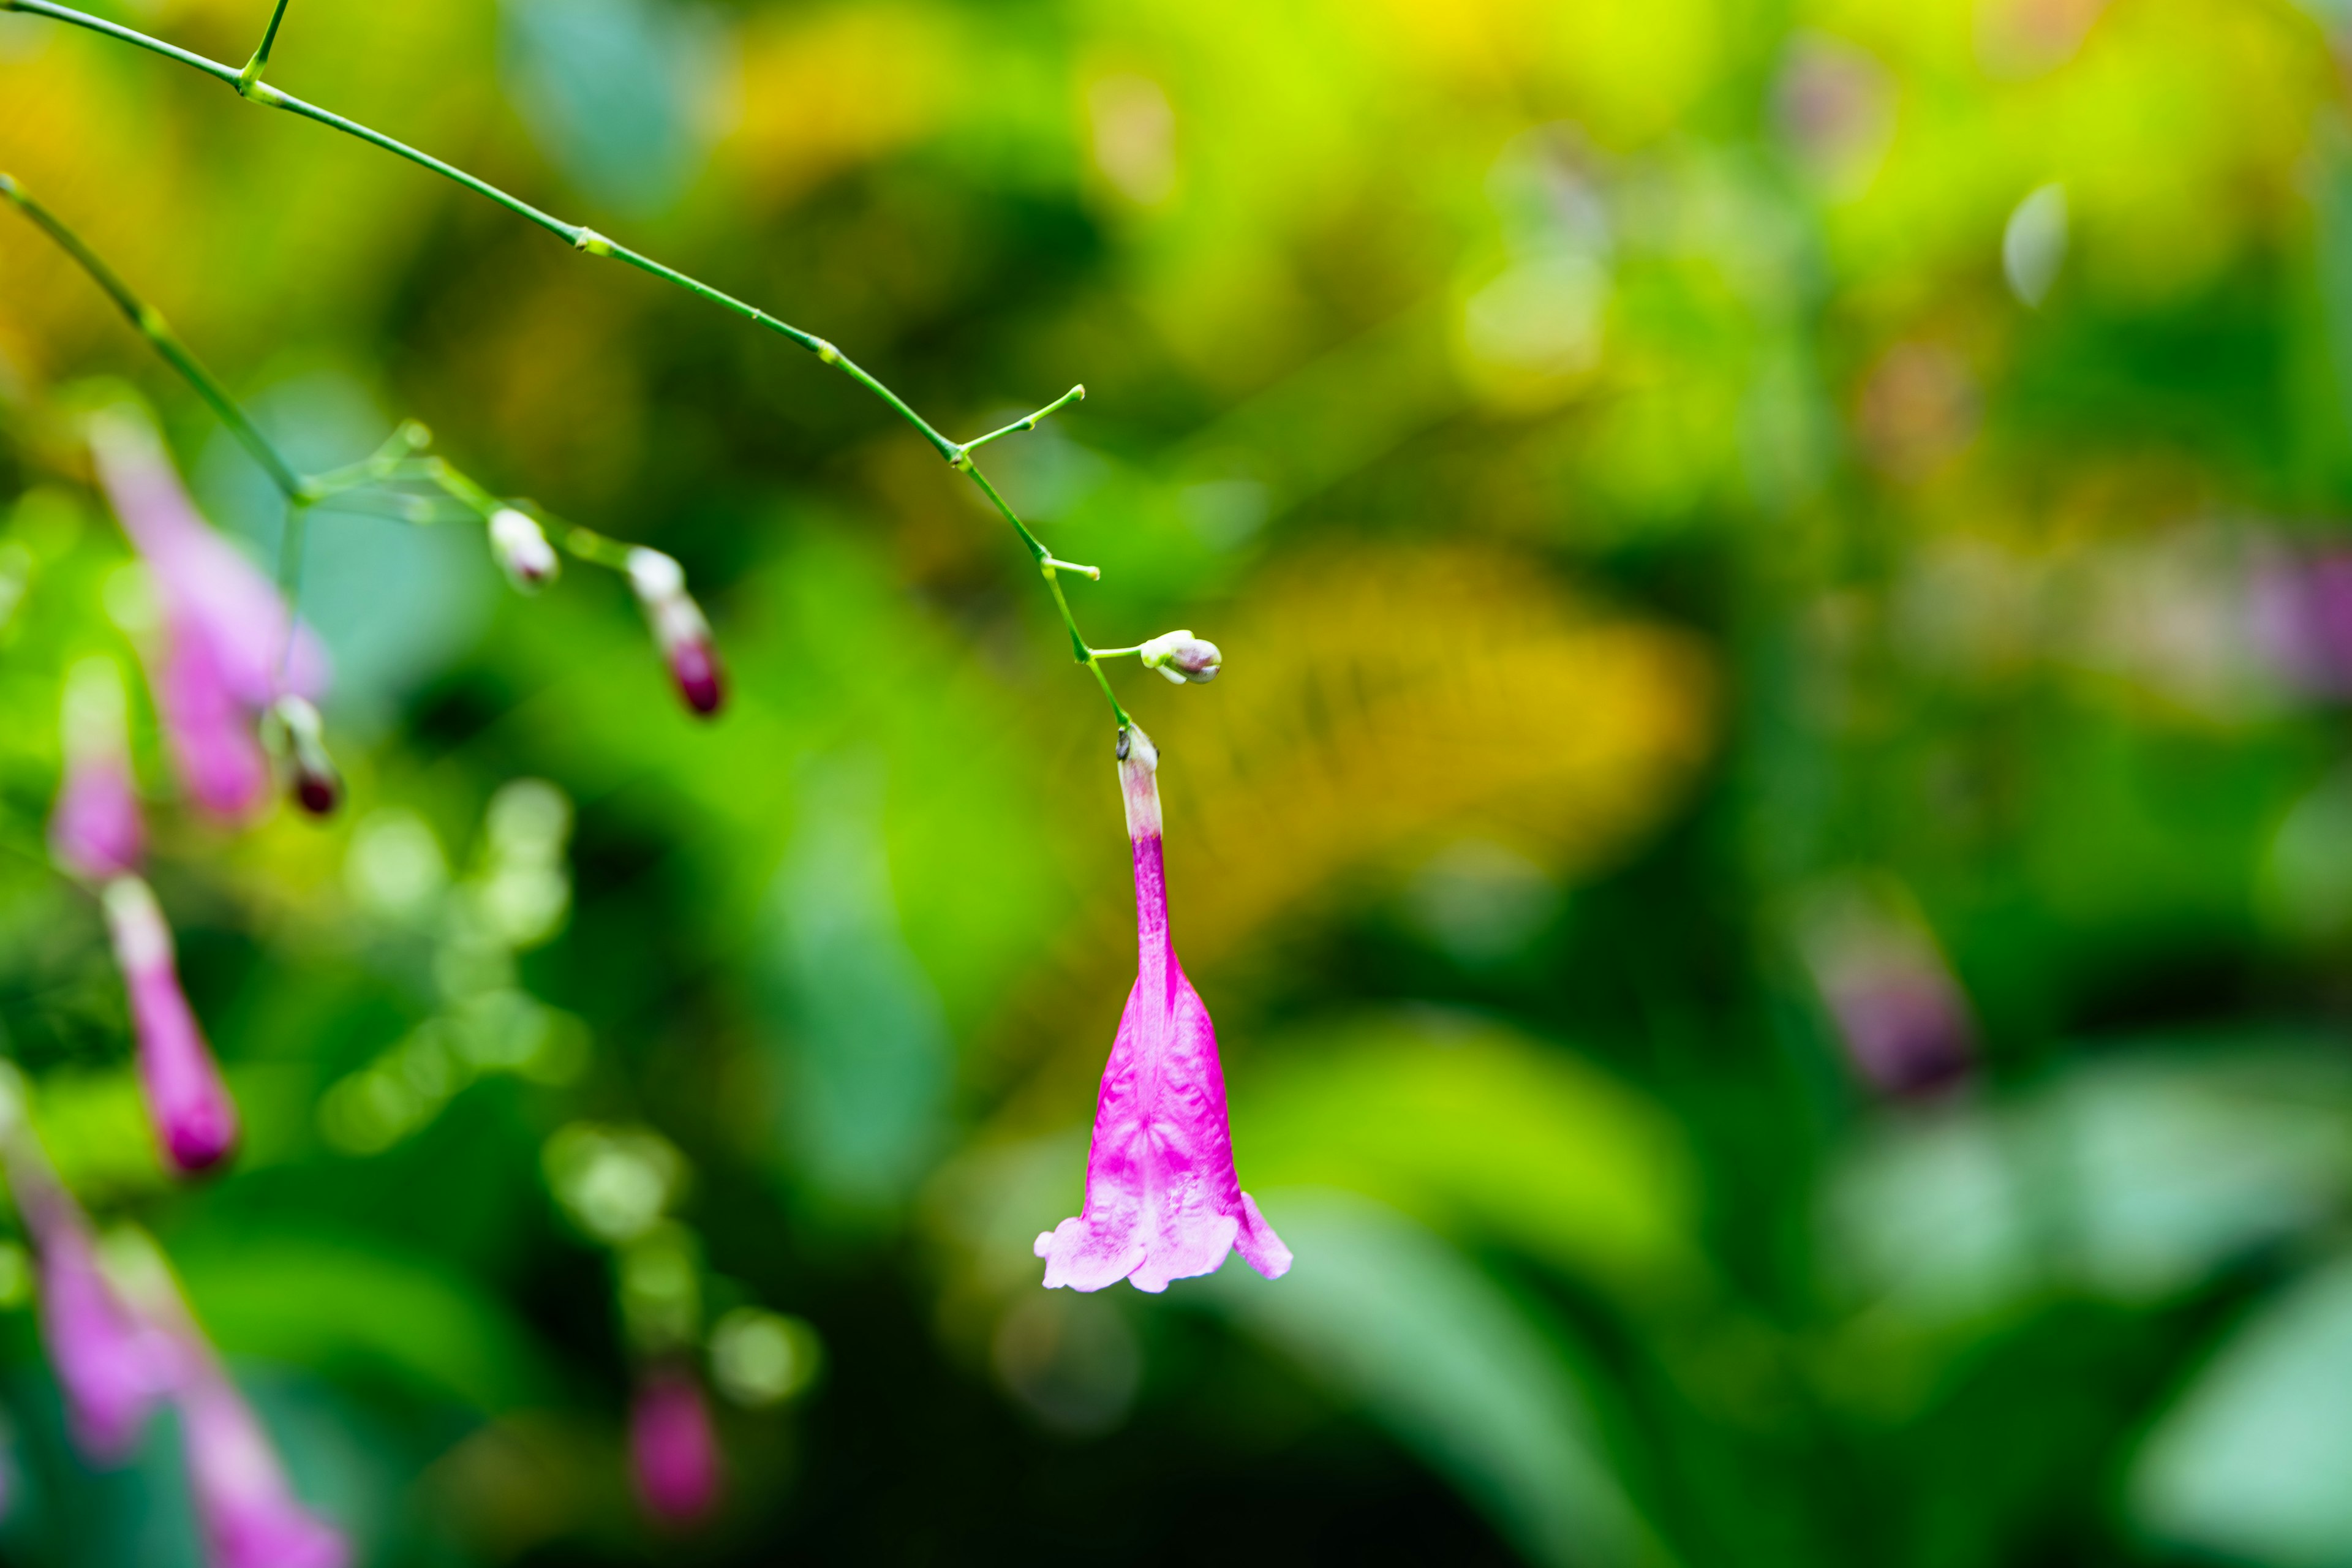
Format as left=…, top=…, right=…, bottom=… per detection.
left=0, top=1070, right=176, bottom=1463
left=630, top=1360, right=723, bottom=1526
left=178, top=1368, right=349, bottom=1568
left=1036, top=726, right=1291, bottom=1293
left=48, top=659, right=144, bottom=881
left=626, top=549, right=725, bottom=717
left=88, top=407, right=328, bottom=820
left=102, top=876, right=240, bottom=1174
left=2252, top=546, right=2352, bottom=699
left=1798, top=877, right=1975, bottom=1099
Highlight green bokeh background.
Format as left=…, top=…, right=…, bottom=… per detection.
left=9, top=0, right=2352, bottom=1561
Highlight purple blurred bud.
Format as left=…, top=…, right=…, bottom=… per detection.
left=266, top=697, right=341, bottom=819
left=1797, top=878, right=1975, bottom=1100
left=102, top=878, right=240, bottom=1174
left=0, top=1068, right=177, bottom=1464
left=488, top=508, right=560, bottom=593
left=49, top=659, right=144, bottom=881
left=1139, top=629, right=1222, bottom=685
left=179, top=1369, right=349, bottom=1568
left=627, top=549, right=725, bottom=718
left=630, top=1361, right=723, bottom=1526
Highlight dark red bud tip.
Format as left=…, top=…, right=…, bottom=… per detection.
left=671, top=641, right=725, bottom=718
left=293, top=769, right=341, bottom=817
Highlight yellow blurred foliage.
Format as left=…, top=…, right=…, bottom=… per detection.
left=993, top=542, right=1715, bottom=1091
left=723, top=4, right=955, bottom=212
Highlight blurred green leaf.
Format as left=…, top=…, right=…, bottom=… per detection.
left=2134, top=1253, right=2352, bottom=1566
left=1205, top=1188, right=1670, bottom=1568
left=1234, top=1012, right=1703, bottom=1293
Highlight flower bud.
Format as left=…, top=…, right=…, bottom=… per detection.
left=488, top=508, right=560, bottom=593
left=1139, top=630, right=1222, bottom=685
left=266, top=696, right=341, bottom=817
left=102, top=876, right=240, bottom=1174
left=627, top=549, right=725, bottom=717
left=630, top=1360, right=723, bottom=1526
left=0, top=1065, right=177, bottom=1463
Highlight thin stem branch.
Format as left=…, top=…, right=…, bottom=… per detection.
left=956, top=384, right=1085, bottom=459
left=1, top=172, right=309, bottom=501
left=238, top=0, right=293, bottom=90
left=0, top=0, right=1131, bottom=726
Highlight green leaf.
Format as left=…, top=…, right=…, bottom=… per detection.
left=1204, top=1189, right=1669, bottom=1568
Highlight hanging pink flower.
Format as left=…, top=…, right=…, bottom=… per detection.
left=0, top=1070, right=176, bottom=1463
left=1036, top=726, right=1291, bottom=1293
left=87, top=407, right=328, bottom=821
left=176, top=1366, right=349, bottom=1568
left=630, top=1360, right=723, bottom=1525
left=48, top=659, right=144, bottom=882
left=102, top=876, right=240, bottom=1174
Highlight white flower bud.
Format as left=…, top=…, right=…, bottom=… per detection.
left=488, top=508, right=560, bottom=592
left=1139, top=630, right=1222, bottom=684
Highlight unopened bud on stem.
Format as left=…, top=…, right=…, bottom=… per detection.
left=1139, top=630, right=1222, bottom=685
left=488, top=508, right=560, bottom=592
left=265, top=696, right=341, bottom=817
left=627, top=549, right=725, bottom=718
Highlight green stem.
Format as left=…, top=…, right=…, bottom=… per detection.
left=956, top=384, right=1085, bottom=459
left=237, top=0, right=293, bottom=90
left=1, top=0, right=1135, bottom=726
left=1, top=172, right=309, bottom=502
left=274, top=500, right=311, bottom=688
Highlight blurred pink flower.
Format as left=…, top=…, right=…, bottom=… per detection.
left=48, top=661, right=143, bottom=882
left=88, top=408, right=327, bottom=820
left=178, top=1367, right=349, bottom=1568
left=630, top=1361, right=723, bottom=1525
left=1798, top=877, right=1975, bottom=1099
left=1036, top=726, right=1291, bottom=1293
left=102, top=877, right=239, bottom=1174
left=4, top=1150, right=176, bottom=1463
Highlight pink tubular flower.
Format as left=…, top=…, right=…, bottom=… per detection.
left=1036, top=726, right=1291, bottom=1293
left=178, top=1366, right=349, bottom=1568
left=88, top=407, right=328, bottom=821
left=0, top=1068, right=176, bottom=1463
left=630, top=1360, right=723, bottom=1526
left=102, top=876, right=240, bottom=1174
left=49, top=659, right=144, bottom=882
left=626, top=549, right=725, bottom=717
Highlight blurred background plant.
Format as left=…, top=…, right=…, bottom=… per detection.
left=7, top=0, right=2352, bottom=1561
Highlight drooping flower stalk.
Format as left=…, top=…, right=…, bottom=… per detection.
left=48, top=657, right=145, bottom=882
left=0, top=1064, right=177, bottom=1463
left=102, top=876, right=241, bottom=1174
left=1036, top=726, right=1291, bottom=1292
left=629, top=1359, right=724, bottom=1526
left=87, top=406, right=328, bottom=821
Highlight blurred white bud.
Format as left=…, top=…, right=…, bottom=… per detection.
left=266, top=695, right=341, bottom=816
left=488, top=508, right=560, bottom=592
left=626, top=549, right=725, bottom=716
left=1139, top=629, right=1221, bottom=685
